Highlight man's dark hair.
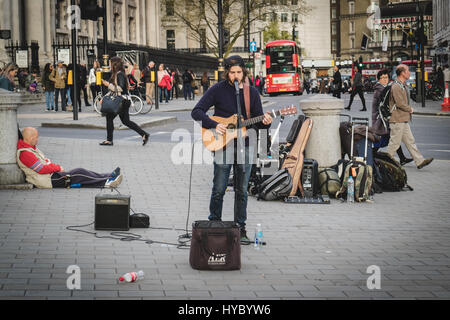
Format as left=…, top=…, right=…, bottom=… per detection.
left=377, top=69, right=390, bottom=80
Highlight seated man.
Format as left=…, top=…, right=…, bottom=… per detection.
left=17, top=127, right=122, bottom=189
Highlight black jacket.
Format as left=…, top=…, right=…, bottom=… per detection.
left=332, top=70, right=342, bottom=87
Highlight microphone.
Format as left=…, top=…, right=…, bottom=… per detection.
left=234, top=80, right=239, bottom=94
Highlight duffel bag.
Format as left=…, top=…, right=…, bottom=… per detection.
left=189, top=221, right=241, bottom=271
left=257, top=169, right=292, bottom=201
left=318, top=168, right=341, bottom=198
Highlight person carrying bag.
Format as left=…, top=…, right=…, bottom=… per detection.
left=99, top=56, right=149, bottom=147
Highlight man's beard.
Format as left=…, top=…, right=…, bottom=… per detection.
left=228, top=78, right=243, bottom=86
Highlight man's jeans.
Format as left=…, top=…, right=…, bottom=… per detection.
left=208, top=147, right=253, bottom=230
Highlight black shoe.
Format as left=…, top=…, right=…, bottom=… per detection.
left=143, top=133, right=150, bottom=146
left=417, top=158, right=433, bottom=169
left=359, top=108, right=367, bottom=111
left=400, top=158, right=413, bottom=166
left=85, top=104, right=91, bottom=107
left=240, top=229, right=250, bottom=242
left=344, top=106, right=351, bottom=110
left=99, top=141, right=113, bottom=146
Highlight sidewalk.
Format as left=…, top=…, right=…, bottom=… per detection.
left=0, top=136, right=449, bottom=300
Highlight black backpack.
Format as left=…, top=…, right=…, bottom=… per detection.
left=257, top=169, right=293, bottom=201
left=378, top=83, right=393, bottom=131
left=373, top=152, right=413, bottom=192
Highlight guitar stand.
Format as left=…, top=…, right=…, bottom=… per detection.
left=284, top=195, right=331, bottom=204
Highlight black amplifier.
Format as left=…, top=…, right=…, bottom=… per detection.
left=301, top=159, right=319, bottom=198
left=95, top=194, right=130, bottom=231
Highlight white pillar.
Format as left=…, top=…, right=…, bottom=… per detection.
left=301, top=95, right=344, bottom=168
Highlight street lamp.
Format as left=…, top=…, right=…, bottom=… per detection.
left=292, top=24, right=296, bottom=42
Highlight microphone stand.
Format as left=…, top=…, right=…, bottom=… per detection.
left=234, top=80, right=245, bottom=174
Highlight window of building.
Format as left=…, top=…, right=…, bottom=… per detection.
left=167, top=30, right=175, bottom=50
left=56, top=0, right=65, bottom=29
left=281, top=13, right=288, bottom=22
left=292, top=0, right=298, bottom=5
left=332, top=22, right=337, bottom=35
left=349, top=1, right=355, bottom=15
left=332, top=39, right=337, bottom=51
left=270, top=12, right=277, bottom=22
left=331, top=8, right=337, bottom=19
left=166, top=0, right=174, bottom=16
left=113, top=13, right=121, bottom=40
left=350, top=21, right=355, bottom=33
left=280, top=0, right=288, bottom=5
left=292, top=13, right=298, bottom=22
left=350, top=36, right=355, bottom=49
left=129, top=17, right=136, bottom=42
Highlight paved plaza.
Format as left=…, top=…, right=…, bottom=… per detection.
left=1, top=93, right=450, bottom=300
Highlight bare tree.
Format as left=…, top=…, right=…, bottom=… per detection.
left=161, top=0, right=312, bottom=57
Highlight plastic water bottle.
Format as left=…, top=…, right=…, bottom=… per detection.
left=70, top=184, right=81, bottom=188
left=119, top=270, right=144, bottom=283
left=254, top=224, right=263, bottom=250
left=347, top=175, right=354, bottom=203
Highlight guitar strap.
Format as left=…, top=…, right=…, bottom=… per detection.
left=243, top=77, right=251, bottom=119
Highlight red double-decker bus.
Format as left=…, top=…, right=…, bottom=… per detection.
left=265, top=40, right=303, bottom=96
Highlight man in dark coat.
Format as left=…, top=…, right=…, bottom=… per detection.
left=331, top=65, right=342, bottom=98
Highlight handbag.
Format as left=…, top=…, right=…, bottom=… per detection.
left=100, top=91, right=123, bottom=115
left=189, top=220, right=241, bottom=271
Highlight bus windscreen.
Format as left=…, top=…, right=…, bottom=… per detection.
left=267, top=46, right=295, bottom=73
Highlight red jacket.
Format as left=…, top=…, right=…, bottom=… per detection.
left=17, top=139, right=61, bottom=174
left=159, top=74, right=172, bottom=90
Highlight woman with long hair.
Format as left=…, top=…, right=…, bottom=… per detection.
left=0, top=63, right=19, bottom=91
left=88, top=60, right=101, bottom=105
left=99, top=56, right=149, bottom=146
left=42, top=63, right=55, bottom=111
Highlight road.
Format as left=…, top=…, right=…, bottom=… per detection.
left=36, top=93, right=450, bottom=161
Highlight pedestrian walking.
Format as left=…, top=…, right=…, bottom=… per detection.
left=201, top=72, right=209, bottom=94
left=80, top=63, right=91, bottom=107
left=157, top=64, right=170, bottom=104
left=182, top=69, right=193, bottom=100
left=255, top=75, right=262, bottom=95
left=371, top=69, right=412, bottom=165
left=49, top=61, right=66, bottom=112
left=0, top=63, right=18, bottom=91
left=189, top=70, right=197, bottom=100
left=345, top=65, right=367, bottom=111
left=99, top=56, right=149, bottom=147
left=89, top=60, right=101, bottom=106
left=142, top=61, right=155, bottom=104
left=386, top=64, right=433, bottom=169
left=331, top=65, right=342, bottom=99
left=42, top=63, right=55, bottom=111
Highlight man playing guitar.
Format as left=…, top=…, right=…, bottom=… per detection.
left=191, top=55, right=273, bottom=241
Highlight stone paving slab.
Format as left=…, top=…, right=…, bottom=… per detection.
left=1, top=135, right=450, bottom=300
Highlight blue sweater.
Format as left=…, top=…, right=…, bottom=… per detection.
left=191, top=80, right=270, bottom=130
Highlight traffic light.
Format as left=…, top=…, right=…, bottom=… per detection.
left=223, top=29, right=230, bottom=47
left=80, top=0, right=104, bottom=21
left=361, top=34, right=368, bottom=50
left=401, top=32, right=408, bottom=48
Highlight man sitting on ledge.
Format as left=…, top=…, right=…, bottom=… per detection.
left=17, top=127, right=122, bottom=189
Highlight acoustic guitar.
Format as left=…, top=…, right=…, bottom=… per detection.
left=201, top=105, right=297, bottom=152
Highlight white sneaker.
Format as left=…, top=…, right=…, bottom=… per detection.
left=105, top=174, right=123, bottom=188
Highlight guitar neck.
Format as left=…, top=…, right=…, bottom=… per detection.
left=241, top=110, right=279, bottom=128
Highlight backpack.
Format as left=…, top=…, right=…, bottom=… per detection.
left=257, top=169, right=293, bottom=201
left=336, top=161, right=373, bottom=202
left=378, top=83, right=393, bottom=131
left=318, top=168, right=341, bottom=198
left=373, top=152, right=413, bottom=192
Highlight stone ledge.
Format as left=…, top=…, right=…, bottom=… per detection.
left=0, top=183, right=34, bottom=190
